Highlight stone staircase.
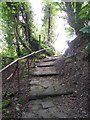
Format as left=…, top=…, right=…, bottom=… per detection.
left=22, top=56, right=73, bottom=118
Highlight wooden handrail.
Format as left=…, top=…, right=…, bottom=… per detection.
left=1, top=47, right=50, bottom=108
left=0, top=48, right=46, bottom=72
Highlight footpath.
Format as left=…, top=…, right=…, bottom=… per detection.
left=22, top=56, right=74, bottom=118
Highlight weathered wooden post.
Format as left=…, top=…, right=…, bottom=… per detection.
left=17, top=60, right=20, bottom=97
left=39, top=35, right=41, bottom=50
left=27, top=58, right=30, bottom=80
left=33, top=54, right=35, bottom=68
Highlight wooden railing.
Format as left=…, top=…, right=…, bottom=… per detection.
left=1, top=48, right=47, bottom=97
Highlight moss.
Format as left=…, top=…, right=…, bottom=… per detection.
left=2, top=99, right=11, bottom=109
left=3, top=91, right=16, bottom=98
left=18, top=96, right=26, bottom=105
left=3, top=108, right=11, bottom=116
left=65, top=58, right=72, bottom=63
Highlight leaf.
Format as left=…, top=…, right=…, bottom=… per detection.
left=79, top=3, right=90, bottom=19
left=85, top=43, right=90, bottom=50
left=80, top=26, right=90, bottom=33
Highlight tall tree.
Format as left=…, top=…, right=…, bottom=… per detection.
left=54, top=2, right=88, bottom=35
left=41, top=0, right=56, bottom=42
left=1, top=2, right=38, bottom=58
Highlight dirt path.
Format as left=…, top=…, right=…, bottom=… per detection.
left=21, top=55, right=88, bottom=118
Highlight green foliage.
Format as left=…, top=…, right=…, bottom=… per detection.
left=65, top=27, right=75, bottom=36
left=53, top=2, right=86, bottom=34
left=85, top=43, right=90, bottom=51
left=1, top=2, right=42, bottom=67
left=1, top=1, right=55, bottom=69
left=18, top=96, right=26, bottom=105
left=41, top=0, right=56, bottom=42
left=80, top=26, right=90, bottom=33
left=2, top=99, right=11, bottom=109
left=41, top=43, right=55, bottom=56
left=65, top=58, right=72, bottom=63
left=2, top=109, right=11, bottom=116
left=3, top=91, right=16, bottom=98
left=79, top=2, right=90, bottom=34
left=79, top=2, right=90, bottom=19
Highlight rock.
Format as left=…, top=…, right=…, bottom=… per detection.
left=36, top=61, right=54, bottom=67
left=30, top=86, right=44, bottom=95
left=44, top=86, right=55, bottom=94
left=29, top=100, right=42, bottom=105
left=31, top=67, right=59, bottom=76
left=30, top=80, right=39, bottom=85
left=42, top=101, right=54, bottom=109
left=22, top=112, right=35, bottom=118
left=48, top=107, right=58, bottom=117
left=54, top=112, right=68, bottom=118
left=32, top=104, right=41, bottom=111
left=37, top=109, right=51, bottom=118
left=48, top=107, right=68, bottom=118
left=40, top=81, right=52, bottom=88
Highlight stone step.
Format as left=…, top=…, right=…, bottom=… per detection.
left=29, top=90, right=73, bottom=100
left=36, top=64, right=54, bottom=67
left=31, top=72, right=59, bottom=77
left=22, top=110, right=69, bottom=118
left=35, top=61, right=54, bottom=67
left=43, top=56, right=59, bottom=62
left=43, top=58, right=58, bottom=62
left=31, top=67, right=59, bottom=76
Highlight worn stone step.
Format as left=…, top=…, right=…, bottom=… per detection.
left=31, top=72, right=59, bottom=77
left=31, top=67, right=58, bottom=76
left=36, top=64, right=54, bottom=67
left=43, top=56, right=59, bottom=62
left=43, top=58, right=58, bottom=62
left=36, top=62, right=54, bottom=67
left=29, top=90, right=73, bottom=100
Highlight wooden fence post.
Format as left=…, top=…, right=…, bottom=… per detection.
left=17, top=60, right=20, bottom=97
left=27, top=58, right=30, bottom=80
left=39, top=35, right=41, bottom=50
left=33, top=54, right=35, bottom=68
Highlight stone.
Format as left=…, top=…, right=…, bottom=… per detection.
left=48, top=107, right=58, bottom=113
left=44, top=86, right=55, bottom=94
left=42, top=101, right=54, bottom=109
left=40, top=81, right=52, bottom=88
left=22, top=112, right=35, bottom=118
left=30, top=80, right=39, bottom=85
left=48, top=107, right=68, bottom=118
left=32, top=104, right=41, bottom=111
left=37, top=109, right=51, bottom=118
left=32, top=67, right=58, bottom=76
left=54, top=112, right=68, bottom=118
left=30, top=86, right=44, bottom=94
left=30, top=100, right=42, bottom=105
left=36, top=61, right=54, bottom=67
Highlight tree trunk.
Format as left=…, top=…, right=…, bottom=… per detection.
left=16, top=36, right=21, bottom=57
left=48, top=4, right=51, bottom=41
left=15, top=6, right=32, bottom=53
left=20, top=5, right=31, bottom=46
left=65, top=2, right=84, bottom=35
